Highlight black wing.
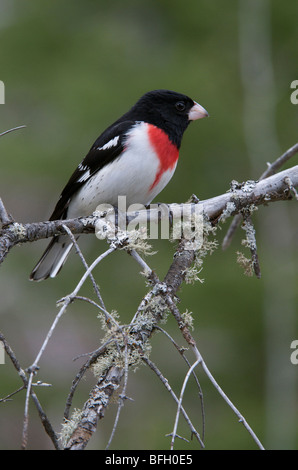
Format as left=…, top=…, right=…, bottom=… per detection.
left=49, top=120, right=135, bottom=220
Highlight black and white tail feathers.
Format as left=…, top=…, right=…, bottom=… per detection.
left=29, top=236, right=74, bottom=281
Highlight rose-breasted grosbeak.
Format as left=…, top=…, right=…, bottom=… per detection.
left=30, top=89, right=208, bottom=281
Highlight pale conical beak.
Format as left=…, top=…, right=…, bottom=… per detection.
left=188, top=101, right=209, bottom=120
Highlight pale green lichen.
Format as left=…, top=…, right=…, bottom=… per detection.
left=106, top=228, right=156, bottom=257
left=183, top=217, right=218, bottom=285
left=92, top=322, right=153, bottom=378
left=92, top=351, right=116, bottom=377
left=236, top=251, right=253, bottom=277
left=92, top=339, right=151, bottom=377
left=229, top=179, right=257, bottom=193
left=11, top=222, right=27, bottom=240
left=219, top=201, right=237, bottom=223
left=241, top=180, right=257, bottom=193
left=92, top=207, right=220, bottom=386
left=97, top=309, right=120, bottom=332
left=181, top=309, right=194, bottom=331
left=184, top=263, right=204, bottom=284
left=241, top=219, right=257, bottom=251
left=92, top=280, right=172, bottom=380
left=59, top=408, right=83, bottom=447
left=122, top=232, right=156, bottom=256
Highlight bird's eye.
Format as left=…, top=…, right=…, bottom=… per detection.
left=175, top=101, right=186, bottom=112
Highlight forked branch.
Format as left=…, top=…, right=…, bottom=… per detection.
left=1, top=141, right=297, bottom=450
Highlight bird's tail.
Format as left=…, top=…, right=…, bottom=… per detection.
left=29, top=235, right=74, bottom=281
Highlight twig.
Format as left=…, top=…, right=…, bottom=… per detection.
left=284, top=176, right=298, bottom=201
left=143, top=356, right=204, bottom=448
left=28, top=247, right=116, bottom=376
left=159, top=272, right=265, bottom=450
left=30, top=247, right=116, bottom=369
left=155, top=326, right=205, bottom=441
left=0, top=125, right=26, bottom=138
left=62, top=236, right=197, bottom=449
left=0, top=331, right=27, bottom=383
left=259, top=143, right=298, bottom=180
left=22, top=372, right=34, bottom=450
left=0, top=331, right=60, bottom=449
left=129, top=248, right=153, bottom=275
left=64, top=366, right=124, bottom=450
left=71, top=296, right=120, bottom=329
left=163, top=293, right=265, bottom=450
left=105, top=336, right=130, bottom=450
left=241, top=212, right=261, bottom=278
left=0, top=198, right=14, bottom=227
left=21, top=246, right=116, bottom=446
left=222, top=143, right=298, bottom=250
left=62, top=225, right=107, bottom=314
left=192, top=343, right=265, bottom=450
left=64, top=339, right=113, bottom=420
left=0, top=386, right=25, bottom=403
left=171, top=359, right=201, bottom=450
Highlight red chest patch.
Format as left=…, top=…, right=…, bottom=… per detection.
left=147, top=124, right=179, bottom=190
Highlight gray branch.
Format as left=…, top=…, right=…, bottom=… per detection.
left=1, top=142, right=297, bottom=450
left=1, top=161, right=298, bottom=266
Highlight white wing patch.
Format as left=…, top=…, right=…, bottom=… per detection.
left=77, top=168, right=91, bottom=182
left=76, top=136, right=120, bottom=184
left=78, top=163, right=88, bottom=171
left=97, top=135, right=119, bottom=151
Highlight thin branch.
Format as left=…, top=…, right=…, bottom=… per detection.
left=64, top=339, right=113, bottom=420
left=0, top=331, right=27, bottom=383
left=222, top=143, right=298, bottom=250
left=0, top=331, right=60, bottom=450
left=0, top=158, right=298, bottom=266
left=105, top=336, right=131, bottom=450
left=142, top=356, right=204, bottom=448
left=62, top=224, right=107, bottom=314
left=284, top=176, right=298, bottom=200
left=155, top=326, right=206, bottom=441
left=64, top=366, right=124, bottom=450
left=241, top=212, right=261, bottom=278
left=0, top=125, right=26, bottom=138
left=22, top=372, right=34, bottom=450
left=62, top=237, right=197, bottom=449
left=164, top=291, right=265, bottom=450
left=0, top=198, right=14, bottom=227
left=71, top=295, right=120, bottom=329
left=20, top=246, right=116, bottom=447
left=29, top=246, right=116, bottom=370
left=65, top=225, right=267, bottom=449
left=192, top=343, right=265, bottom=450
left=171, top=359, right=201, bottom=450
left=259, top=143, right=298, bottom=180
left=0, top=386, right=25, bottom=403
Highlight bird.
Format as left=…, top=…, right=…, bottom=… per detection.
left=30, top=89, right=208, bottom=281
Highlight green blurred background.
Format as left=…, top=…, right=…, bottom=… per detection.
left=0, top=0, right=297, bottom=450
